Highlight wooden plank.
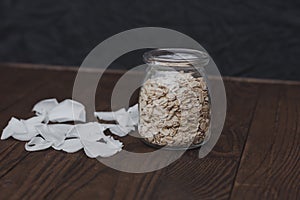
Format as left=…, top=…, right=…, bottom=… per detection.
left=140, top=81, right=260, bottom=200
left=0, top=66, right=260, bottom=200
left=0, top=67, right=54, bottom=111
left=0, top=67, right=79, bottom=176
left=0, top=69, right=124, bottom=199
left=0, top=69, right=77, bottom=181
left=231, top=84, right=300, bottom=199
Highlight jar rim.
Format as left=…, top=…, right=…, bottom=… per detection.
left=143, top=48, right=210, bottom=67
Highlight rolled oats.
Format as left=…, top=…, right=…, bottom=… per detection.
left=139, top=71, right=211, bottom=148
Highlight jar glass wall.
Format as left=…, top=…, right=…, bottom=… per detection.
left=138, top=48, right=211, bottom=150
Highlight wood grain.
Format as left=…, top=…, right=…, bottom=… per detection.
left=0, top=64, right=298, bottom=200
left=231, top=84, right=300, bottom=199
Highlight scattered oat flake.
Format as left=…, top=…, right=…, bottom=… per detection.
left=53, top=138, right=83, bottom=153
left=25, top=136, right=52, bottom=151
left=48, top=99, right=86, bottom=123
left=32, top=98, right=59, bottom=117
left=82, top=139, right=122, bottom=158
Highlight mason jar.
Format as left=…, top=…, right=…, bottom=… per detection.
left=138, top=48, right=211, bottom=150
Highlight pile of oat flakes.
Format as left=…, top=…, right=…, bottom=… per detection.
left=139, top=71, right=210, bottom=148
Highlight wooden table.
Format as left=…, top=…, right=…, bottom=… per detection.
left=0, top=63, right=299, bottom=200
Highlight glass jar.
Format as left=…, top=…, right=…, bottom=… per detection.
left=138, top=48, right=211, bottom=150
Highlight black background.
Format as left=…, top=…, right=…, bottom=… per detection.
left=0, top=0, right=299, bottom=80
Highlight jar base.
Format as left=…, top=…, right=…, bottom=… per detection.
left=140, top=139, right=206, bottom=150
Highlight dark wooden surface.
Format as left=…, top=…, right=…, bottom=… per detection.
left=0, top=64, right=299, bottom=200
